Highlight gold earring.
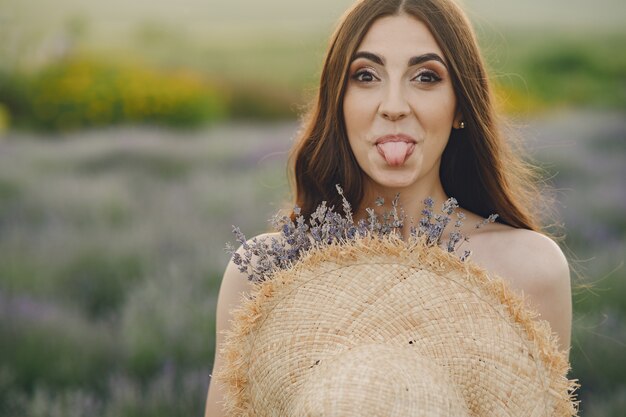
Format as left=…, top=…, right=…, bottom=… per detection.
left=459, top=121, right=465, bottom=129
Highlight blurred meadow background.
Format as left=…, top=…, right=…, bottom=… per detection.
left=0, top=0, right=625, bottom=415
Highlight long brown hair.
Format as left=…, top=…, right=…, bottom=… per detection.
left=288, top=0, right=545, bottom=232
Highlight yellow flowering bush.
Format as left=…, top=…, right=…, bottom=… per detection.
left=21, top=56, right=229, bottom=131
left=0, top=103, right=9, bottom=134
left=492, top=82, right=547, bottom=116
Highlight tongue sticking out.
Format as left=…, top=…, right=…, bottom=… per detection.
left=377, top=141, right=415, bottom=167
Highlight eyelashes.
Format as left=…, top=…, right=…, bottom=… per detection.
left=351, top=68, right=378, bottom=83
left=350, top=68, right=442, bottom=84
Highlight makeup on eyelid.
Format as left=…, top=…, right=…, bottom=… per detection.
left=350, top=68, right=442, bottom=84
left=349, top=58, right=445, bottom=84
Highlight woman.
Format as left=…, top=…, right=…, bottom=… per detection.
left=205, top=0, right=573, bottom=415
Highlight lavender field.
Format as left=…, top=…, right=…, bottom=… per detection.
left=0, top=110, right=625, bottom=416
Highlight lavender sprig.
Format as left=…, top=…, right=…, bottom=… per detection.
left=476, top=213, right=499, bottom=229
left=336, top=184, right=354, bottom=225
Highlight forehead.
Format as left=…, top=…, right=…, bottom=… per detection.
left=357, top=14, right=444, bottom=59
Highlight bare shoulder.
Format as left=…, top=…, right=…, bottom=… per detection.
left=468, top=224, right=570, bottom=292
left=223, top=231, right=282, bottom=290
left=464, top=220, right=573, bottom=353
left=216, top=229, right=283, bottom=341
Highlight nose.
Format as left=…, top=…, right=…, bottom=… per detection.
left=378, top=83, right=410, bottom=121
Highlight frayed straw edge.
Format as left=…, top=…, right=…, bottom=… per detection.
left=214, top=234, right=579, bottom=416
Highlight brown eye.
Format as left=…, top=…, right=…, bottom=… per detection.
left=413, top=70, right=442, bottom=84
left=352, top=69, right=378, bottom=83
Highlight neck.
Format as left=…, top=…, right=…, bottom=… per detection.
left=353, top=178, right=450, bottom=240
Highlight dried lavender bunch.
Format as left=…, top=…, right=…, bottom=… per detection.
left=226, top=185, right=498, bottom=282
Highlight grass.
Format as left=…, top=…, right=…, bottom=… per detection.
left=481, top=31, right=626, bottom=111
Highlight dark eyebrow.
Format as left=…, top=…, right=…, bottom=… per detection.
left=352, top=51, right=385, bottom=65
left=351, top=51, right=448, bottom=70
left=409, top=53, right=448, bottom=70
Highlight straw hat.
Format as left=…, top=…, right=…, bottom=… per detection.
left=214, top=234, right=579, bottom=416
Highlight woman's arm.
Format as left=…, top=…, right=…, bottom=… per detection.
left=494, top=229, right=573, bottom=356
left=468, top=227, right=573, bottom=356
left=204, top=233, right=277, bottom=417
left=204, top=248, right=256, bottom=416
left=517, top=232, right=573, bottom=355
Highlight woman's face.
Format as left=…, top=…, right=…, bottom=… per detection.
left=343, top=13, right=460, bottom=192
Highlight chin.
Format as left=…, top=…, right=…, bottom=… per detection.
left=369, top=171, right=420, bottom=190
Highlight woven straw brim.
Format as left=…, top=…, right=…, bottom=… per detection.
left=215, top=235, right=579, bottom=417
